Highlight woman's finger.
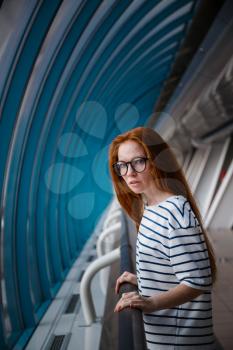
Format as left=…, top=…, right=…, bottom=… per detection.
left=115, top=294, right=145, bottom=312
left=121, top=291, right=138, bottom=299
left=114, top=300, right=123, bottom=312
left=114, top=297, right=132, bottom=312
left=120, top=299, right=131, bottom=310
left=115, top=279, right=120, bottom=294
left=115, top=276, right=124, bottom=294
left=115, top=274, right=127, bottom=294
left=115, top=271, right=137, bottom=294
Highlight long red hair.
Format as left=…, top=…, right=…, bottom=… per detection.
left=109, top=127, right=217, bottom=284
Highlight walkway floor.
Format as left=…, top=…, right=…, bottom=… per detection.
left=209, top=229, right=233, bottom=350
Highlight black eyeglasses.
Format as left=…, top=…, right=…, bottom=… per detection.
left=113, top=157, right=149, bottom=176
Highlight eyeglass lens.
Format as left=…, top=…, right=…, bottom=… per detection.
left=115, top=157, right=147, bottom=176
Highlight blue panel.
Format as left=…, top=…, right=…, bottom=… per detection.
left=37, top=0, right=132, bottom=257
left=33, top=0, right=103, bottom=277
left=0, top=0, right=63, bottom=348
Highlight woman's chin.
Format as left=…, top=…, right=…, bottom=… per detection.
left=129, top=186, right=143, bottom=194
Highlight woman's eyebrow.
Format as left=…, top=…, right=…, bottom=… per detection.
left=118, top=155, right=146, bottom=162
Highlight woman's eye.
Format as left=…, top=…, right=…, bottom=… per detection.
left=134, top=158, right=144, bottom=165
left=118, top=163, right=126, bottom=169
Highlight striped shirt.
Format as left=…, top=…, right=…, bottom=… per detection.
left=136, top=195, right=216, bottom=350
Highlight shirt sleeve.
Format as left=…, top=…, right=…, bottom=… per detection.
left=168, top=206, right=212, bottom=291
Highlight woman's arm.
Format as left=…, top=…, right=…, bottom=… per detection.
left=114, top=283, right=204, bottom=313
left=149, top=283, right=204, bottom=311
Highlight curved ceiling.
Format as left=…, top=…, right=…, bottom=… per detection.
left=0, top=0, right=198, bottom=244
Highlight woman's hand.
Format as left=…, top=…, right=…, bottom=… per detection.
left=115, top=271, right=138, bottom=294
left=114, top=291, right=156, bottom=313
left=114, top=283, right=205, bottom=313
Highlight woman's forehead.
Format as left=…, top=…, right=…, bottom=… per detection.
left=118, top=140, right=145, bottom=160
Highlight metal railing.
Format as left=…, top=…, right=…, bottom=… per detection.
left=97, top=221, right=121, bottom=257
left=80, top=202, right=122, bottom=325
left=80, top=200, right=146, bottom=349
left=117, top=214, right=147, bottom=350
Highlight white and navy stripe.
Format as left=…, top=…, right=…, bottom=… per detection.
left=136, top=195, right=215, bottom=349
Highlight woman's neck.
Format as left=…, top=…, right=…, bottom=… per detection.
left=143, top=189, right=174, bottom=206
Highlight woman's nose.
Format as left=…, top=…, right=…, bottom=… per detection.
left=126, top=163, right=136, bottom=175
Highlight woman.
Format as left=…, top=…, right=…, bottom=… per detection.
left=108, top=127, right=217, bottom=349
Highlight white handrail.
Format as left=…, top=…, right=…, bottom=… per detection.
left=97, top=221, right=121, bottom=257
left=80, top=247, right=120, bottom=325
left=103, top=209, right=121, bottom=230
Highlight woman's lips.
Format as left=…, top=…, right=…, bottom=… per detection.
left=129, top=181, right=140, bottom=185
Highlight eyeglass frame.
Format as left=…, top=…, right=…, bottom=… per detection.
left=112, top=156, right=149, bottom=176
